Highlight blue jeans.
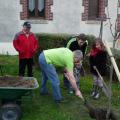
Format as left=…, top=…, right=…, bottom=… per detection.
left=39, top=52, right=62, bottom=101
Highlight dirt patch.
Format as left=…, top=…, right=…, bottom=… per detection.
left=0, top=76, right=36, bottom=88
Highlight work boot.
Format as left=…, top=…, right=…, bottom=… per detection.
left=55, top=98, right=68, bottom=104
left=69, top=90, right=74, bottom=94
left=90, top=91, right=96, bottom=97
left=93, top=86, right=102, bottom=99
left=90, top=85, right=97, bottom=97
left=40, top=91, right=49, bottom=95
left=93, top=92, right=100, bottom=99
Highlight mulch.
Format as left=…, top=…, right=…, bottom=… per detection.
left=0, top=76, right=35, bottom=88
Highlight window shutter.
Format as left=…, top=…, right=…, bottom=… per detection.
left=88, top=0, right=99, bottom=20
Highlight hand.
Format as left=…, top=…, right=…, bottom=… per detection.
left=64, top=72, right=70, bottom=80
left=75, top=90, right=84, bottom=101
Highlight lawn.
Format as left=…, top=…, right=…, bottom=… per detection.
left=0, top=55, right=120, bottom=120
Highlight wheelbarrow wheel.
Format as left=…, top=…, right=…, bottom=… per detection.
left=0, top=103, right=22, bottom=120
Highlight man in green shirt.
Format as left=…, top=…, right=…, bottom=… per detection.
left=39, top=48, right=83, bottom=103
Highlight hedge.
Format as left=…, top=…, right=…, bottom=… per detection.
left=36, top=33, right=96, bottom=53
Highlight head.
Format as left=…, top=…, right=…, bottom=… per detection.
left=23, top=21, right=31, bottom=34
left=73, top=50, right=83, bottom=66
left=92, top=38, right=105, bottom=50
left=76, top=34, right=87, bottom=46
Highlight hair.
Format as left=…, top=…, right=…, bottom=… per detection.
left=73, top=50, right=83, bottom=60
left=23, top=21, right=31, bottom=28
left=77, top=33, right=86, bottom=41
left=92, top=37, right=105, bottom=50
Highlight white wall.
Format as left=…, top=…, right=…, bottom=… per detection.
left=0, top=0, right=118, bottom=55
left=0, top=0, right=22, bottom=42
left=0, top=0, right=21, bottom=55
left=0, top=43, right=17, bottom=55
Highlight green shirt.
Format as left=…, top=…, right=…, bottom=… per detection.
left=44, top=48, right=73, bottom=71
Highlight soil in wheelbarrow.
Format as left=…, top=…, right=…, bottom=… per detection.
left=0, top=76, right=35, bottom=88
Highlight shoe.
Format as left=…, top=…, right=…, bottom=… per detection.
left=69, top=90, right=74, bottom=94
left=55, top=100, right=62, bottom=103
left=90, top=91, right=95, bottom=97
left=93, top=93, right=100, bottom=99
left=55, top=98, right=67, bottom=104
left=40, top=92, right=49, bottom=95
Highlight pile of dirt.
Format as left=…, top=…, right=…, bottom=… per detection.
left=0, top=76, right=35, bottom=88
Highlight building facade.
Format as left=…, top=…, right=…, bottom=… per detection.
left=0, top=0, right=119, bottom=54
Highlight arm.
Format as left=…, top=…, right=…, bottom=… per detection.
left=33, top=36, right=39, bottom=52
left=65, top=69, right=84, bottom=100
left=13, top=33, right=20, bottom=52
left=66, top=38, right=76, bottom=51
left=83, top=40, right=88, bottom=57
left=31, top=34, right=39, bottom=55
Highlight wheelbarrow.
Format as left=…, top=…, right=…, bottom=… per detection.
left=0, top=76, right=39, bottom=120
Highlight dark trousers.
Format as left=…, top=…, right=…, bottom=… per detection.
left=19, top=58, right=33, bottom=77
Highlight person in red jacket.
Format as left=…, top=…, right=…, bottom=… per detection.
left=13, top=21, right=38, bottom=77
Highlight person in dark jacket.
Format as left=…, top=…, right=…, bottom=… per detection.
left=88, top=38, right=107, bottom=99
left=13, top=21, right=38, bottom=77
left=66, top=34, right=88, bottom=57
left=63, top=34, right=88, bottom=93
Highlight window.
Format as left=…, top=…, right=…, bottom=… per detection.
left=82, top=0, right=107, bottom=21
left=28, top=0, right=45, bottom=18
left=88, top=0, right=99, bottom=20
left=20, top=0, right=53, bottom=20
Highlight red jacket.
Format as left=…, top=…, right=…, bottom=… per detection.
left=13, top=31, right=38, bottom=59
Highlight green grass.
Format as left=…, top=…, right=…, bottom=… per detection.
left=0, top=55, right=120, bottom=120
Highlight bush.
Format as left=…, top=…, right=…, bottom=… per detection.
left=36, top=33, right=72, bottom=52
left=34, top=33, right=72, bottom=67
left=36, top=33, right=96, bottom=53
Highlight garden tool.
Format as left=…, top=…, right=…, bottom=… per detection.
left=94, top=66, right=110, bottom=97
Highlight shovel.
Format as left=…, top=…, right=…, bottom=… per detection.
left=94, top=66, right=110, bottom=97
